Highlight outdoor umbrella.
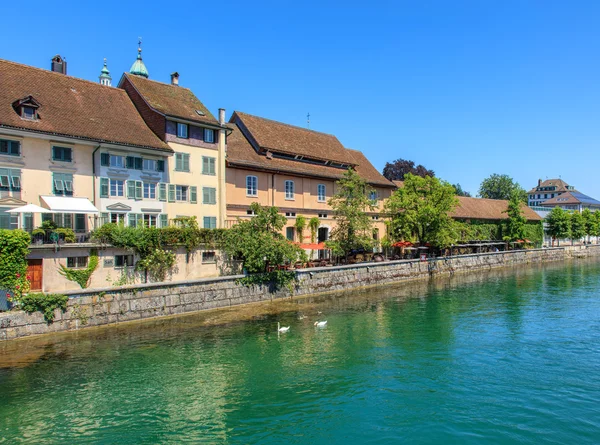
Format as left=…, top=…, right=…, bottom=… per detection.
left=7, top=204, right=53, bottom=213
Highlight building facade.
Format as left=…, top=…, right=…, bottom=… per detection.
left=527, top=178, right=576, bottom=207
left=225, top=111, right=396, bottom=248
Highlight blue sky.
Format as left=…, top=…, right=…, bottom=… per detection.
left=2, top=1, right=599, bottom=197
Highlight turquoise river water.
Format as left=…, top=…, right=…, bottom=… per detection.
left=1, top=260, right=600, bottom=444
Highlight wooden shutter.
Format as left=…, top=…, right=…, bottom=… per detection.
left=100, top=153, right=110, bottom=166
left=100, top=178, right=109, bottom=198
left=127, top=180, right=136, bottom=199
left=157, top=160, right=165, bottom=172
left=135, top=157, right=143, bottom=170
left=126, top=156, right=134, bottom=169
left=183, top=154, right=190, bottom=172
left=128, top=213, right=137, bottom=227
left=158, top=183, right=167, bottom=201
left=190, top=186, right=197, bottom=204
left=168, top=184, right=176, bottom=202
left=135, top=181, right=143, bottom=200
left=160, top=214, right=168, bottom=228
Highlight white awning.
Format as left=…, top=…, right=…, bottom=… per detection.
left=40, top=196, right=99, bottom=214
left=7, top=204, right=53, bottom=213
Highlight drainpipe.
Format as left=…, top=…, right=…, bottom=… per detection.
left=272, top=173, right=276, bottom=207
left=91, top=145, right=101, bottom=229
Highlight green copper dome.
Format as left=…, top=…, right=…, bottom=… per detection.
left=99, top=58, right=112, bottom=86
left=129, top=47, right=149, bottom=78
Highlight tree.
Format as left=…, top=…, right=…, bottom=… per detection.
left=223, top=203, right=306, bottom=273
left=385, top=173, right=459, bottom=247
left=453, top=183, right=472, bottom=197
left=382, top=158, right=434, bottom=181
left=582, top=209, right=598, bottom=244
left=570, top=211, right=586, bottom=246
left=545, top=207, right=571, bottom=246
left=503, top=191, right=527, bottom=242
left=327, top=168, right=376, bottom=258
left=479, top=174, right=527, bottom=202
left=308, top=217, right=320, bottom=243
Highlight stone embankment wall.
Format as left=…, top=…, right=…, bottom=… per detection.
left=2, top=245, right=599, bottom=341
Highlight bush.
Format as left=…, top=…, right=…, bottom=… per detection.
left=20, top=292, right=68, bottom=323
left=0, top=229, right=31, bottom=293
left=54, top=227, right=76, bottom=243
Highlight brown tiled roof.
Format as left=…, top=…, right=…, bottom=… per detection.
left=528, top=178, right=575, bottom=194
left=122, top=73, right=218, bottom=125
left=452, top=196, right=542, bottom=221
left=226, top=122, right=395, bottom=188
left=232, top=111, right=353, bottom=165
left=0, top=59, right=170, bottom=151
left=539, top=191, right=600, bottom=206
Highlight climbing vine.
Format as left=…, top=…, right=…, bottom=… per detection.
left=0, top=229, right=31, bottom=295
left=19, top=292, right=68, bottom=323
left=58, top=249, right=99, bottom=288
left=236, top=270, right=298, bottom=293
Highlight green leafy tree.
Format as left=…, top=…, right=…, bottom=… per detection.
left=223, top=203, right=306, bottom=273
left=327, top=168, right=376, bottom=258
left=294, top=215, right=307, bottom=243
left=545, top=207, right=571, bottom=246
left=595, top=211, right=600, bottom=244
left=385, top=173, right=459, bottom=247
left=503, top=191, right=527, bottom=242
left=453, top=183, right=472, bottom=197
left=479, top=174, right=527, bottom=202
left=582, top=209, right=598, bottom=244
left=570, top=211, right=586, bottom=246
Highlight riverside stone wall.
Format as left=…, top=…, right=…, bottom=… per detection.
left=2, top=245, right=599, bottom=341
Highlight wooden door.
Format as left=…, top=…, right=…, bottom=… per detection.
left=27, top=259, right=43, bottom=291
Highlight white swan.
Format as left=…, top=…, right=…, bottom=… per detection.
left=278, top=322, right=290, bottom=333
left=314, top=321, right=328, bottom=327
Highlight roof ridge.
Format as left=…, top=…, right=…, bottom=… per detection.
left=234, top=111, right=338, bottom=138
left=0, top=58, right=124, bottom=91
left=124, top=72, right=194, bottom=92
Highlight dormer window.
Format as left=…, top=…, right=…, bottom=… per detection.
left=12, top=95, right=41, bottom=121
left=177, top=123, right=188, bottom=138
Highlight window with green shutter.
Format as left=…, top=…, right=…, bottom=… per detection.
left=175, top=153, right=190, bottom=172
left=126, top=156, right=134, bottom=169
left=100, top=178, right=109, bottom=198
left=0, top=139, right=21, bottom=156
left=135, top=181, right=143, bottom=200
left=100, top=152, right=110, bottom=166
left=127, top=180, right=136, bottom=199
left=53, top=173, right=74, bottom=196
left=158, top=183, right=167, bottom=201
left=75, top=214, right=86, bottom=231
left=160, top=214, right=168, bottom=228
left=203, top=217, right=217, bottom=229
left=202, top=156, right=216, bottom=175
left=168, top=184, right=176, bottom=202
left=134, top=157, right=143, bottom=170
left=100, top=213, right=109, bottom=227
left=202, top=187, right=216, bottom=205
left=52, top=146, right=72, bottom=162
left=190, top=186, right=197, bottom=204
left=157, top=160, right=165, bottom=172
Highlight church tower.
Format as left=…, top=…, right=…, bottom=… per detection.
left=99, top=58, right=112, bottom=86
left=129, top=39, right=149, bottom=78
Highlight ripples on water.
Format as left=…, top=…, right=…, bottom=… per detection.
left=1, top=261, right=600, bottom=444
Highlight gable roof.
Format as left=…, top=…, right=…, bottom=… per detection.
left=232, top=111, right=353, bottom=165
left=226, top=122, right=395, bottom=187
left=539, top=191, right=600, bottom=207
left=528, top=178, right=575, bottom=194
left=0, top=59, right=170, bottom=152
left=121, top=73, right=218, bottom=125
left=452, top=196, right=542, bottom=221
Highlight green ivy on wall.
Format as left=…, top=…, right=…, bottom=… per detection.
left=58, top=249, right=99, bottom=289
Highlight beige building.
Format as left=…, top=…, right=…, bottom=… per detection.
left=118, top=56, right=228, bottom=229
left=226, top=111, right=395, bottom=248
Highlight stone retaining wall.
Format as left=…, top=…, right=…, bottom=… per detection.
left=2, top=245, right=599, bottom=341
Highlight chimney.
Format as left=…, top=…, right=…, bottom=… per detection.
left=218, top=108, right=226, bottom=125
left=170, top=72, right=179, bottom=86
left=51, top=55, right=67, bottom=75
left=538, top=178, right=542, bottom=186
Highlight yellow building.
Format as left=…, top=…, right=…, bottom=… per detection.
left=225, top=111, right=396, bottom=248
left=118, top=56, right=228, bottom=228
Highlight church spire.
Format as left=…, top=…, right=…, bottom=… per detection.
left=99, top=58, right=112, bottom=86
left=129, top=38, right=149, bottom=78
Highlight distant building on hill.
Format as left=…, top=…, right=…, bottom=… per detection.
left=527, top=178, right=575, bottom=207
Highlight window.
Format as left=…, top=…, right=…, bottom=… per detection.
left=204, top=129, right=215, bottom=143
left=111, top=213, right=125, bottom=224
left=160, top=214, right=168, bottom=228
left=0, top=168, right=21, bottom=191
left=202, top=156, right=216, bottom=175
left=110, top=179, right=124, bottom=197
left=143, top=183, right=156, bottom=199
left=127, top=156, right=143, bottom=170
left=143, top=214, right=157, bottom=228
left=127, top=180, right=143, bottom=200
left=202, top=251, right=216, bottom=263
left=109, top=155, right=125, bottom=168
left=0, top=207, right=18, bottom=230
left=157, top=160, right=165, bottom=172
left=246, top=210, right=256, bottom=215
left=246, top=176, right=258, bottom=196
left=53, top=173, right=73, bottom=196
left=177, top=123, right=188, bottom=138
left=67, top=257, right=88, bottom=268
left=203, top=187, right=216, bottom=204
left=0, top=139, right=20, bottom=156
left=369, top=191, right=378, bottom=202
left=143, top=159, right=156, bottom=171
left=158, top=183, right=167, bottom=201
left=318, top=213, right=327, bottom=218
left=203, top=216, right=217, bottom=229
left=22, top=106, right=36, bottom=120
left=285, top=180, right=295, bottom=200
left=128, top=213, right=142, bottom=227
left=286, top=227, right=295, bottom=241
left=176, top=185, right=189, bottom=201
left=52, top=146, right=72, bottom=162
left=175, top=153, right=190, bottom=172
left=285, top=212, right=296, bottom=217
left=372, top=216, right=379, bottom=220
left=318, top=184, right=326, bottom=202
left=114, top=254, right=134, bottom=267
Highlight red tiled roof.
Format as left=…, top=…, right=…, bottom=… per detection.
left=232, top=111, right=353, bottom=165
left=452, top=196, right=542, bottom=221
left=0, top=59, right=170, bottom=151
left=226, top=122, right=395, bottom=187
left=527, top=178, right=575, bottom=194
left=122, top=73, right=218, bottom=125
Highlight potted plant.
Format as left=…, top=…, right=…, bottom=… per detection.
left=31, top=228, right=45, bottom=245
